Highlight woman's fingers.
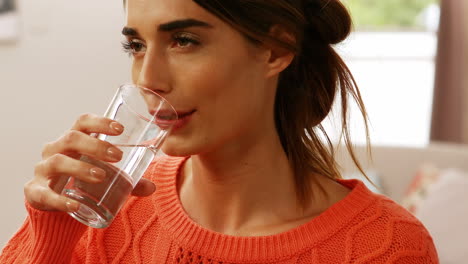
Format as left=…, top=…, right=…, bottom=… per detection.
left=29, top=153, right=109, bottom=211
left=35, top=154, right=107, bottom=184
left=131, top=178, right=156, bottom=197
left=71, top=113, right=124, bottom=135
left=26, top=113, right=127, bottom=212
left=24, top=181, right=80, bottom=212
left=41, top=130, right=123, bottom=162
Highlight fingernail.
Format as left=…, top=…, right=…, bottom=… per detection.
left=107, top=147, right=122, bottom=161
left=149, top=183, right=156, bottom=193
left=90, top=168, right=106, bottom=180
left=110, top=122, right=124, bottom=133
left=66, top=201, right=80, bottom=212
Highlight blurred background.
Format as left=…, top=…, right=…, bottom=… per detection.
left=1, top=0, right=467, bottom=262
left=332, top=0, right=441, bottom=146
left=0, top=0, right=129, bottom=247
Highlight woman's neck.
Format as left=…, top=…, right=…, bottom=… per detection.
left=178, top=130, right=307, bottom=236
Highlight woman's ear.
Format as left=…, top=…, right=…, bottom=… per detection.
left=264, top=25, right=296, bottom=78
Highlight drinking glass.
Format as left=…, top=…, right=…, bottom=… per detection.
left=62, top=83, right=177, bottom=228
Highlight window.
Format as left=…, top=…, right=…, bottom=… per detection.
left=326, top=0, right=440, bottom=146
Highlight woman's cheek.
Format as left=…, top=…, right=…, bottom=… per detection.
left=131, top=60, right=143, bottom=84
left=180, top=64, right=225, bottom=96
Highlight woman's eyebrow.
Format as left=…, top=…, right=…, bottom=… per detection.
left=122, top=27, right=139, bottom=37
left=158, top=19, right=213, bottom=31
left=122, top=19, right=213, bottom=37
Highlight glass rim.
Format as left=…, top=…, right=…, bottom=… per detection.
left=119, top=83, right=178, bottom=127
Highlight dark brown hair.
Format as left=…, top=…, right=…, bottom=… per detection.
left=193, top=0, right=370, bottom=207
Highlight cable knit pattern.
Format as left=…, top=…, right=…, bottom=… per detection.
left=0, top=156, right=438, bottom=263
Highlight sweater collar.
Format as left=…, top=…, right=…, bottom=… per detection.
left=151, top=156, right=377, bottom=262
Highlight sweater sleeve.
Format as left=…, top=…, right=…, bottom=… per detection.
left=0, top=202, right=88, bottom=264
left=388, top=223, right=439, bottom=263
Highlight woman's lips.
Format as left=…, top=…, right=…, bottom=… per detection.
left=172, top=110, right=196, bottom=130
left=176, top=110, right=195, bottom=118
left=154, top=109, right=195, bottom=130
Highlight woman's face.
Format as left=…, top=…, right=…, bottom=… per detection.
left=125, top=0, right=277, bottom=156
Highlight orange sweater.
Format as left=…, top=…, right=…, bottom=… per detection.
left=1, top=156, right=438, bottom=263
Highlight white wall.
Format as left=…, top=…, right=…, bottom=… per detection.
left=0, top=0, right=129, bottom=246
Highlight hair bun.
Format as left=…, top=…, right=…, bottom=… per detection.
left=305, top=0, right=352, bottom=45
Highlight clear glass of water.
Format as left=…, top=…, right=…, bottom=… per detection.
left=62, top=83, right=178, bottom=228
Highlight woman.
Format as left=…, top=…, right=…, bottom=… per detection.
left=0, top=0, right=438, bottom=263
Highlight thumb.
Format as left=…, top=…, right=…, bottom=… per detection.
left=131, top=178, right=156, bottom=197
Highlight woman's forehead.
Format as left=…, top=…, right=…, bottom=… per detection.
left=126, top=0, right=214, bottom=24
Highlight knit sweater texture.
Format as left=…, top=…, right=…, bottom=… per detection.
left=1, top=156, right=438, bottom=263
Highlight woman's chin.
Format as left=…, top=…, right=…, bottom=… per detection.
left=160, top=143, right=194, bottom=158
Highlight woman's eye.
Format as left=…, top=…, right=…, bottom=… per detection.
left=121, top=39, right=146, bottom=56
left=172, top=34, right=200, bottom=48
left=121, top=34, right=199, bottom=57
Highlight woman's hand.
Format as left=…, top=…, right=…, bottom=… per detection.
left=24, top=113, right=156, bottom=212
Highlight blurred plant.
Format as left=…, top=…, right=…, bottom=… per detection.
left=345, top=0, right=439, bottom=30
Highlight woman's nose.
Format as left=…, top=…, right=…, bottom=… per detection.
left=136, top=48, right=172, bottom=95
